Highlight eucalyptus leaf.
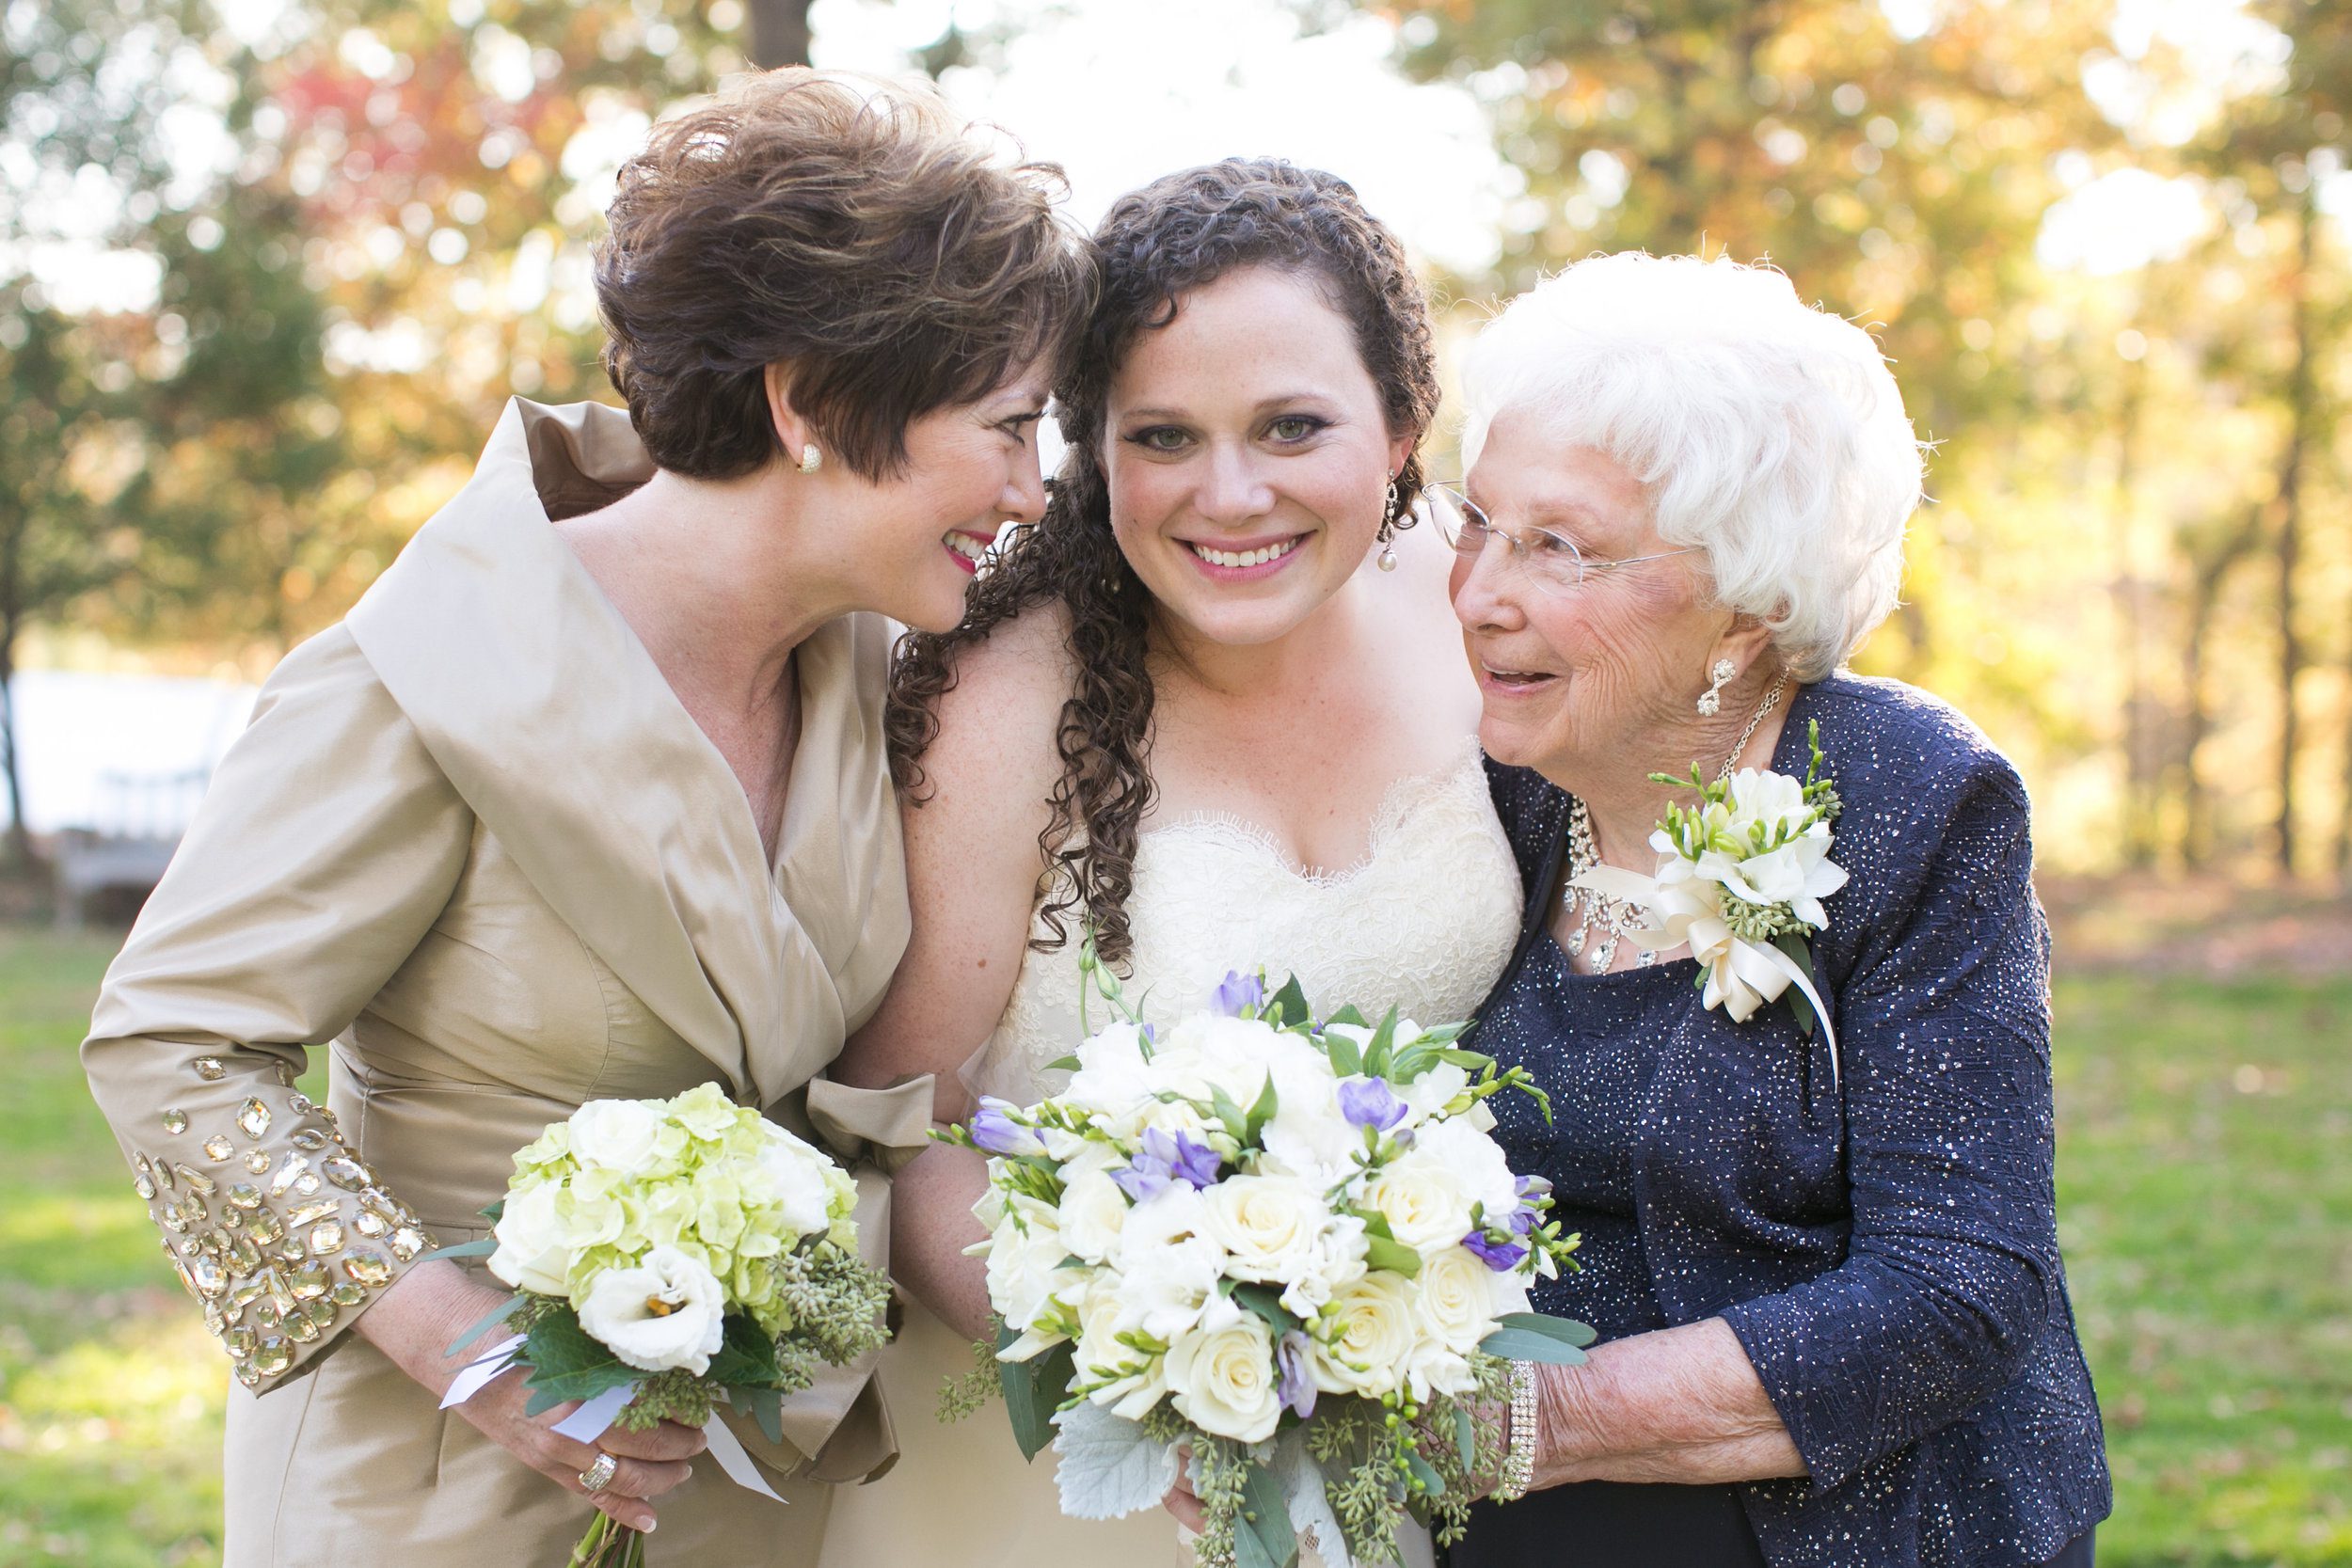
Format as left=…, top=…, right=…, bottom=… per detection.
left=447, top=1293, right=524, bottom=1356
left=1476, top=1327, right=1591, bottom=1366
left=1493, top=1311, right=1598, bottom=1348
left=998, top=1326, right=1075, bottom=1463
left=1240, top=1460, right=1301, bottom=1568
left=421, top=1237, right=499, bottom=1262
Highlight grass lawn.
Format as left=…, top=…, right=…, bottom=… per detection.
left=0, top=926, right=2345, bottom=1564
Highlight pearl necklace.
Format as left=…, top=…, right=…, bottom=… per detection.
left=1560, top=674, right=1789, bottom=975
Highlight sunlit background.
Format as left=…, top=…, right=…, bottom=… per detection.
left=1, top=3, right=2347, bottom=1564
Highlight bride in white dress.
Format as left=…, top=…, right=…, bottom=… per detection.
left=818, top=159, right=1519, bottom=1568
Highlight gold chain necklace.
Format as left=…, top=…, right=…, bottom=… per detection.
left=1560, top=674, right=1789, bottom=975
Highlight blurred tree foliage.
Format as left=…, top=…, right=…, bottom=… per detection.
left=2, top=0, right=2349, bottom=881
left=1365, top=0, right=2352, bottom=878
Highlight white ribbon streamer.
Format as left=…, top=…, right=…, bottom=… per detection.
left=438, top=1334, right=525, bottom=1410
left=534, top=1372, right=788, bottom=1507
left=551, top=1383, right=637, bottom=1442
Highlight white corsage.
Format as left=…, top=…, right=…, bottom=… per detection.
left=1575, top=720, right=1848, bottom=1085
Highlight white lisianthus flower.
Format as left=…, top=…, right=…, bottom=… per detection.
left=1361, top=1152, right=1475, bottom=1256
left=1394, top=1062, right=1470, bottom=1126
left=1065, top=1022, right=1156, bottom=1115
left=576, top=1244, right=728, bottom=1373
left=1164, top=1314, right=1282, bottom=1443
left=986, top=1196, right=1081, bottom=1335
left=1411, top=1117, right=1522, bottom=1227
left=1200, top=1173, right=1329, bottom=1284
left=1309, top=1273, right=1418, bottom=1398
left=486, top=1177, right=571, bottom=1296
left=1276, top=1212, right=1369, bottom=1321
left=755, top=1123, right=841, bottom=1239
left=1057, top=1167, right=1131, bottom=1265
left=1111, top=1187, right=1227, bottom=1341
left=1414, top=1245, right=1502, bottom=1354
left=1257, top=1054, right=1356, bottom=1181
left=1405, top=1339, right=1478, bottom=1400
left=568, top=1099, right=670, bottom=1177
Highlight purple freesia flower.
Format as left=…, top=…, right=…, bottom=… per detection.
left=1463, top=1229, right=1529, bottom=1272
left=1212, top=970, right=1264, bottom=1017
left=968, top=1097, right=1041, bottom=1157
left=1338, top=1077, right=1407, bottom=1132
left=1110, top=1127, right=1222, bottom=1202
left=1277, top=1330, right=1317, bottom=1419
left=1505, top=1205, right=1537, bottom=1236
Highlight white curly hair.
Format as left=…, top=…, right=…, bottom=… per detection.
left=1457, top=252, right=1921, bottom=682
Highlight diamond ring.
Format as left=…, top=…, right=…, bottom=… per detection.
left=579, top=1450, right=618, bottom=1495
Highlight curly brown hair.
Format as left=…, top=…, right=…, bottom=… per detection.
left=886, top=158, right=1440, bottom=969
left=596, top=69, right=1092, bottom=482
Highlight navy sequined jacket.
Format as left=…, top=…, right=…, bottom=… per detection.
left=1470, top=674, right=2110, bottom=1567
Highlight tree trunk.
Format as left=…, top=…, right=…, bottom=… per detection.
left=2109, top=342, right=2155, bottom=866
left=2272, top=187, right=2319, bottom=877
left=745, top=0, right=813, bottom=69
left=0, top=529, right=33, bottom=874
left=2177, top=511, right=2263, bottom=869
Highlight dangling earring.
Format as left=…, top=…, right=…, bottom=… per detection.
left=1695, top=658, right=1737, bottom=717
left=798, top=443, right=822, bottom=475
left=1375, top=479, right=1401, bottom=572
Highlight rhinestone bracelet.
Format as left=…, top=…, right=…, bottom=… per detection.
left=1493, top=1358, right=1538, bottom=1502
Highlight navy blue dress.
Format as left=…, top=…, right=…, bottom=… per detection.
left=1453, top=674, right=2109, bottom=1568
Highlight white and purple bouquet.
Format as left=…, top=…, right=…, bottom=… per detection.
left=944, top=951, right=1591, bottom=1567
left=430, top=1083, right=892, bottom=1567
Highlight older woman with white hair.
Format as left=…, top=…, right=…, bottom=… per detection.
left=1443, top=253, right=2109, bottom=1568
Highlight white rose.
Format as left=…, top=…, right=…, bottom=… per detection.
left=1201, top=1174, right=1329, bottom=1284
left=1057, top=1167, right=1131, bottom=1265
left=1164, top=1315, right=1282, bottom=1443
left=1257, top=1058, right=1356, bottom=1182
left=486, top=1177, right=572, bottom=1296
left=1361, top=1152, right=1475, bottom=1256
left=568, top=1099, right=668, bottom=1177
left=756, top=1124, right=839, bottom=1238
left=575, top=1244, right=727, bottom=1374
left=1414, top=1245, right=1502, bottom=1354
left=1405, top=1339, right=1478, bottom=1400
left=1309, top=1273, right=1418, bottom=1399
left=984, top=1196, right=1081, bottom=1334
left=1073, top=1275, right=1169, bottom=1418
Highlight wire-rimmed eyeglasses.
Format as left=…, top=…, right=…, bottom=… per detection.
left=1427, top=483, right=1701, bottom=594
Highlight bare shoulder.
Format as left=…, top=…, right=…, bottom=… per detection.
left=908, top=598, right=1075, bottom=816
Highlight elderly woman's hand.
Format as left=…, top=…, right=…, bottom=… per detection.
left=1518, top=1319, right=1805, bottom=1490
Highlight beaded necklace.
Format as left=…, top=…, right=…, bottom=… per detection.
left=1559, top=673, right=1789, bottom=974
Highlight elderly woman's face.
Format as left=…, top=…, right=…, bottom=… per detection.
left=1101, top=264, right=1409, bottom=649
left=1450, top=419, right=1728, bottom=781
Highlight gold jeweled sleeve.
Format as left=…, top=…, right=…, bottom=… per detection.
left=81, top=626, right=472, bottom=1390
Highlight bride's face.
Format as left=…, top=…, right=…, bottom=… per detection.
left=1101, top=265, right=1409, bottom=649
left=1450, top=420, right=1725, bottom=782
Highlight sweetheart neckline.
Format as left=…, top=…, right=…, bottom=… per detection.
left=1136, top=738, right=1486, bottom=889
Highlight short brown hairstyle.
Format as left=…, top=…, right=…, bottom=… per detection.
left=596, top=70, right=1092, bottom=481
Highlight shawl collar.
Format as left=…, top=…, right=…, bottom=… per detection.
left=346, top=398, right=908, bottom=1107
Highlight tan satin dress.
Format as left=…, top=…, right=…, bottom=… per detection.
left=82, top=400, right=926, bottom=1567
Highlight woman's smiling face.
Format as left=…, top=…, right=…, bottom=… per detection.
left=1450, top=418, right=1731, bottom=782
left=1101, top=265, right=1410, bottom=649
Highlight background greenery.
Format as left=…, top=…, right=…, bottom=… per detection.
left=2, top=915, right=2345, bottom=1565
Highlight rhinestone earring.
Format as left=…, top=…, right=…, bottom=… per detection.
left=1696, top=657, right=1737, bottom=717
left=1375, top=479, right=1401, bottom=572
left=798, top=443, right=821, bottom=475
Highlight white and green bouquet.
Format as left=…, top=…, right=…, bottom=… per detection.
left=944, top=952, right=1593, bottom=1568
left=431, top=1083, right=891, bottom=1567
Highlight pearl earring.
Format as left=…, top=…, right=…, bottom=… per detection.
left=1375, top=479, right=1401, bottom=572
left=798, top=443, right=821, bottom=475
left=1696, top=658, right=1737, bottom=717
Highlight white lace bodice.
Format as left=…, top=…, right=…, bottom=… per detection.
left=970, top=740, right=1524, bottom=1100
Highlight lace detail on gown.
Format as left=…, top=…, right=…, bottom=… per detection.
left=971, top=739, right=1524, bottom=1101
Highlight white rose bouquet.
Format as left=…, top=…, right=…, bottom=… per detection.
left=428, top=1083, right=891, bottom=1568
left=944, top=950, right=1592, bottom=1567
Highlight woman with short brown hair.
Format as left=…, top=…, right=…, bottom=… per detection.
left=81, top=68, right=1089, bottom=1567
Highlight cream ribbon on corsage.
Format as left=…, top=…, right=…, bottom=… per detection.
left=1573, top=722, right=1849, bottom=1087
